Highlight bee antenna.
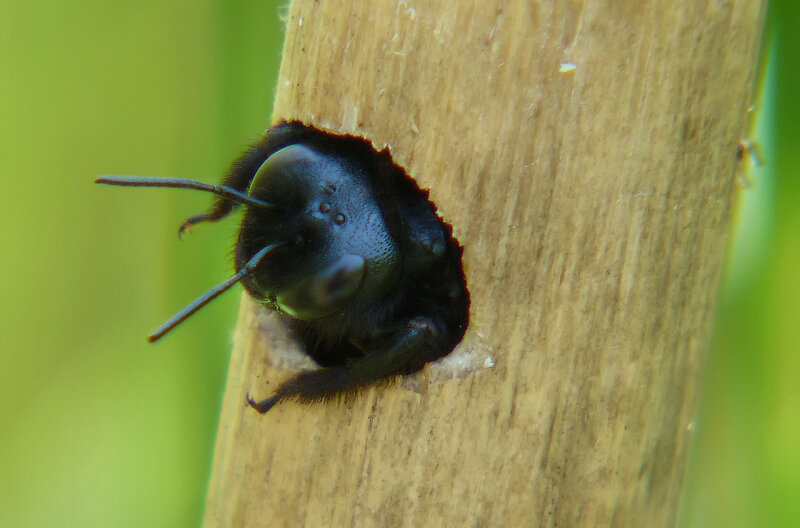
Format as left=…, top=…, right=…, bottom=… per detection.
left=95, top=176, right=274, bottom=209
left=147, top=242, right=285, bottom=343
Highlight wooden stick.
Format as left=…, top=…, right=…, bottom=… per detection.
left=203, top=1, right=766, bottom=526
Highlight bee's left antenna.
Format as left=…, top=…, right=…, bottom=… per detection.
left=95, top=176, right=274, bottom=209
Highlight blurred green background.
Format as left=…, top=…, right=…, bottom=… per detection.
left=0, top=1, right=795, bottom=527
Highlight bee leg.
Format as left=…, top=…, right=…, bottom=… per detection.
left=247, top=317, right=445, bottom=413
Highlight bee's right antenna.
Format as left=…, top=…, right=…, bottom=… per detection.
left=147, top=242, right=286, bottom=343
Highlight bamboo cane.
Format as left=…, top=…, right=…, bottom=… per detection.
left=203, top=1, right=766, bottom=526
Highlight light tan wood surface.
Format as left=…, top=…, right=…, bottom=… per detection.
left=203, top=1, right=766, bottom=526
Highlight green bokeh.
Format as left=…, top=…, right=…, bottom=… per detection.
left=0, top=1, right=282, bottom=526
left=0, top=2, right=796, bottom=527
left=679, top=2, right=800, bottom=526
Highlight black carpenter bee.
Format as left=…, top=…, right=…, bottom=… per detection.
left=97, top=123, right=469, bottom=413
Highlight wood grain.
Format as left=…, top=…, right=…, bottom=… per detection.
left=203, top=1, right=766, bottom=526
